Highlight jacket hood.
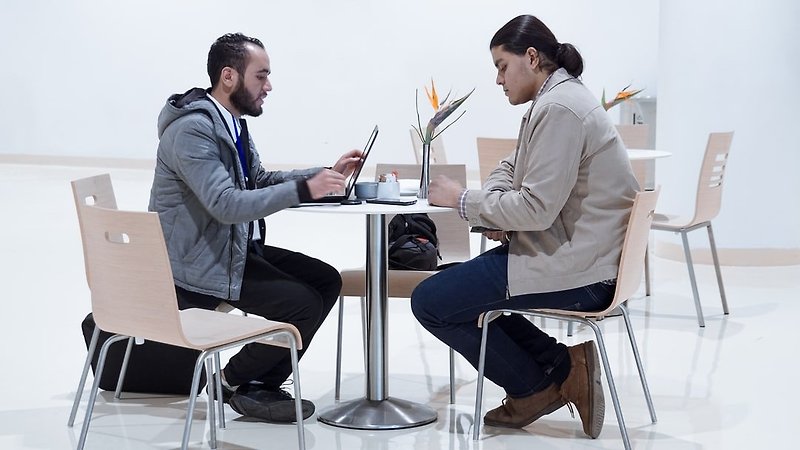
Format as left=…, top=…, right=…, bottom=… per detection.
left=157, top=87, right=216, bottom=138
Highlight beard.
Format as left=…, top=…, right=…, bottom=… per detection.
left=230, top=78, right=263, bottom=117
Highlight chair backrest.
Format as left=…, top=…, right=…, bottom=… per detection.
left=616, top=125, right=652, bottom=190
left=692, top=131, right=734, bottom=224
left=615, top=124, right=651, bottom=149
left=375, top=163, right=470, bottom=263
left=79, top=204, right=191, bottom=347
left=71, top=174, right=118, bottom=286
left=603, top=189, right=660, bottom=314
left=409, top=129, right=447, bottom=164
left=476, top=137, right=516, bottom=185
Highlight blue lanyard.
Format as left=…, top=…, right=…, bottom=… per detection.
left=232, top=114, right=249, bottom=180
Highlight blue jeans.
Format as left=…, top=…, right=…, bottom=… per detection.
left=411, top=244, right=614, bottom=398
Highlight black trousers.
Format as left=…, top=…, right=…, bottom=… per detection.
left=176, top=242, right=341, bottom=388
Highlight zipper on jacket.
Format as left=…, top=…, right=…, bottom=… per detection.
left=228, top=224, right=234, bottom=300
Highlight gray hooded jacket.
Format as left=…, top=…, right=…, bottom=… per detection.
left=149, top=88, right=321, bottom=300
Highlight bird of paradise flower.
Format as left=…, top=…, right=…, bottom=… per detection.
left=412, top=79, right=474, bottom=145
left=601, top=84, right=644, bottom=111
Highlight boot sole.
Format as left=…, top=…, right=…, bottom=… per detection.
left=229, top=395, right=315, bottom=423
left=483, top=398, right=567, bottom=428
left=583, top=342, right=605, bottom=439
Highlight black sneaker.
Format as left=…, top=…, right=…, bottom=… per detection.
left=229, top=385, right=315, bottom=423
left=205, top=374, right=235, bottom=404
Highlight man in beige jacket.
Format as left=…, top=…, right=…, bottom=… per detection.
left=411, top=15, right=638, bottom=440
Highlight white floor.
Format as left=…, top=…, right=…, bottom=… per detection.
left=1, top=163, right=798, bottom=450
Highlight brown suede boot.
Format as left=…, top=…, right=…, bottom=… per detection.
left=560, top=341, right=605, bottom=438
left=484, top=383, right=566, bottom=428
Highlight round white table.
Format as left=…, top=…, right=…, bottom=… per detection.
left=626, top=149, right=672, bottom=190
left=287, top=199, right=448, bottom=430
left=626, top=148, right=672, bottom=161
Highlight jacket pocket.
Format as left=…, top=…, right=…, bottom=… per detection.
left=182, top=220, right=219, bottom=263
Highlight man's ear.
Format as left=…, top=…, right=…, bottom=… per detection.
left=221, top=67, right=237, bottom=90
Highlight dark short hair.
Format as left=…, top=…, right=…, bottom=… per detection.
left=207, top=33, right=265, bottom=88
left=490, top=15, right=583, bottom=78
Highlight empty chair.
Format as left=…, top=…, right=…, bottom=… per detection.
left=616, top=124, right=652, bottom=189
left=335, top=164, right=470, bottom=403
left=410, top=128, right=448, bottom=164
left=68, top=174, right=119, bottom=427
left=475, top=137, right=517, bottom=253
left=68, top=174, right=239, bottom=429
left=70, top=200, right=306, bottom=450
left=650, top=131, right=734, bottom=327
left=472, top=189, right=660, bottom=450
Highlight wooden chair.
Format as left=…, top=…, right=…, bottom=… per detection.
left=335, top=164, right=470, bottom=403
left=410, top=128, right=447, bottom=164
left=68, top=174, right=238, bottom=429
left=70, top=202, right=306, bottom=450
left=616, top=124, right=652, bottom=189
left=475, top=137, right=517, bottom=253
left=472, top=189, right=660, bottom=450
left=68, top=174, right=119, bottom=428
left=615, top=124, right=654, bottom=298
left=650, top=132, right=734, bottom=327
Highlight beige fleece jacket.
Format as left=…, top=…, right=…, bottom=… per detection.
left=465, top=68, right=639, bottom=296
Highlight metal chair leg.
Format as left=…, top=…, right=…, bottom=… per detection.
left=567, top=321, right=574, bottom=337
left=182, top=352, right=211, bottom=450
left=449, top=348, right=455, bottom=404
left=205, top=358, right=217, bottom=449
left=472, top=311, right=501, bottom=441
left=114, top=337, right=135, bottom=399
left=584, top=320, right=632, bottom=450
left=69, top=325, right=99, bottom=427
left=334, top=296, right=344, bottom=401
left=619, top=304, right=657, bottom=423
left=289, top=336, right=307, bottom=450
left=77, top=334, right=128, bottom=450
left=644, top=244, right=652, bottom=296
left=706, top=224, right=729, bottom=314
left=214, top=353, right=225, bottom=428
left=681, top=231, right=706, bottom=327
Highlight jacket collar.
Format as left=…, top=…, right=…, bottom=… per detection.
left=522, top=67, right=574, bottom=122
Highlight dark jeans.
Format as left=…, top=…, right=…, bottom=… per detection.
left=176, top=242, right=341, bottom=388
left=411, top=244, right=614, bottom=398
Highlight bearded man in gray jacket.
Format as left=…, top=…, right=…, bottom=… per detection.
left=149, top=33, right=361, bottom=422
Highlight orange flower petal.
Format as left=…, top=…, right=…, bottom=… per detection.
left=430, top=79, right=439, bottom=109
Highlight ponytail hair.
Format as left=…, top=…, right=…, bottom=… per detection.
left=490, top=15, right=584, bottom=78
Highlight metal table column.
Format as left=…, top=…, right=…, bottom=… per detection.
left=317, top=213, right=438, bottom=429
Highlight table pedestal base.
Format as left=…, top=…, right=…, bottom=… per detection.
left=317, top=397, right=437, bottom=430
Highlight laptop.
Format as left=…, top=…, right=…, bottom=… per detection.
left=296, top=125, right=378, bottom=206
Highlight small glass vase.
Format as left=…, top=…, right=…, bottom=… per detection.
left=418, top=142, right=431, bottom=199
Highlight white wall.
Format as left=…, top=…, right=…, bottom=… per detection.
left=0, top=0, right=658, bottom=170
left=656, top=0, right=800, bottom=252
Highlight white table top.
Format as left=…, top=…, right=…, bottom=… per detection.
left=287, top=198, right=450, bottom=215
left=289, top=152, right=669, bottom=211
left=627, top=149, right=672, bottom=160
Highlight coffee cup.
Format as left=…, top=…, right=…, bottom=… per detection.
left=376, top=180, right=400, bottom=199
left=354, top=181, right=378, bottom=199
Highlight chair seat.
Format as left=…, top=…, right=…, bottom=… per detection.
left=340, top=268, right=435, bottom=298
left=179, top=308, right=301, bottom=350
left=651, top=212, right=694, bottom=230
left=528, top=306, right=619, bottom=321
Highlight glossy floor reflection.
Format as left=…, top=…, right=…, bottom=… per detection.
left=1, top=163, right=798, bottom=449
